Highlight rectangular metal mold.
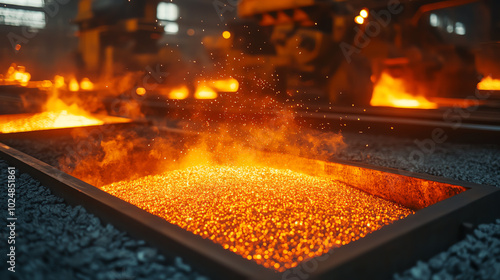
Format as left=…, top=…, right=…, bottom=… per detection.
left=0, top=140, right=499, bottom=280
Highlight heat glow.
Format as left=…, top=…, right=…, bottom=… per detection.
left=370, top=72, right=438, bottom=109
left=0, top=95, right=104, bottom=133
left=102, top=165, right=414, bottom=271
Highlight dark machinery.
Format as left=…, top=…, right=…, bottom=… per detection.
left=72, top=0, right=500, bottom=107
left=223, top=0, right=500, bottom=105
left=73, top=0, right=223, bottom=81
left=74, top=0, right=164, bottom=78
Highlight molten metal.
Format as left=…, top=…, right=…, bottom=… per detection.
left=102, top=165, right=414, bottom=272
left=0, top=111, right=104, bottom=133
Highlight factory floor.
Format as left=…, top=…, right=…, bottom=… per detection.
left=0, top=131, right=499, bottom=280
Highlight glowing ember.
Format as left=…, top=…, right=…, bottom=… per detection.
left=0, top=111, right=104, bottom=133
left=168, top=86, right=189, bottom=99
left=370, top=72, right=438, bottom=109
left=477, top=76, right=500, bottom=90
left=102, top=166, right=414, bottom=271
left=195, top=84, right=218, bottom=99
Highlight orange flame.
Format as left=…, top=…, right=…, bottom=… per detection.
left=370, top=72, right=438, bottom=109
left=168, top=86, right=189, bottom=99
left=80, top=78, right=94, bottom=91
left=0, top=66, right=107, bottom=133
left=477, top=76, right=500, bottom=90
left=0, top=91, right=105, bottom=134
left=1, top=64, right=31, bottom=86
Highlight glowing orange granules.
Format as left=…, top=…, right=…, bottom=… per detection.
left=102, top=166, right=414, bottom=272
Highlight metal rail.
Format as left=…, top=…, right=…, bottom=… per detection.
left=140, top=99, right=500, bottom=143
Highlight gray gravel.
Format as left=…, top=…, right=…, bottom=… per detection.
left=336, top=132, right=500, bottom=280
left=0, top=160, right=210, bottom=280
left=393, top=220, right=500, bottom=280
left=337, top=132, right=500, bottom=187
left=1, top=130, right=499, bottom=279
